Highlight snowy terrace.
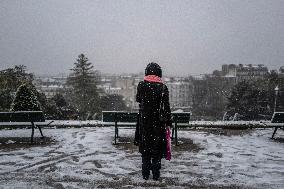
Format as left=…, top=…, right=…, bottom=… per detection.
left=0, top=122, right=283, bottom=189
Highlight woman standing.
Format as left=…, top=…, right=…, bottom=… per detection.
left=134, top=62, right=172, bottom=180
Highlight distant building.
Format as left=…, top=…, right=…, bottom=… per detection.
left=279, top=66, right=284, bottom=75
left=100, top=74, right=138, bottom=110
left=34, top=76, right=68, bottom=98
left=132, top=77, right=143, bottom=110
left=166, top=79, right=193, bottom=110
left=37, top=85, right=65, bottom=99
left=191, top=75, right=208, bottom=107
left=132, top=76, right=194, bottom=111
left=222, top=64, right=238, bottom=76
left=103, top=86, right=122, bottom=95
left=222, top=64, right=268, bottom=82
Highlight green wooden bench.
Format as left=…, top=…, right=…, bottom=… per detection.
left=271, top=112, right=284, bottom=139
left=0, top=111, right=45, bottom=143
left=171, top=112, right=191, bottom=145
left=102, top=111, right=191, bottom=145
left=102, top=111, right=138, bottom=144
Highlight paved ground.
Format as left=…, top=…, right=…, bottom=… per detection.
left=0, top=127, right=283, bottom=189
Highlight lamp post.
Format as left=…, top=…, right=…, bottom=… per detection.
left=274, top=86, right=279, bottom=112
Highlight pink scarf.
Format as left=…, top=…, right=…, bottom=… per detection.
left=144, top=75, right=163, bottom=83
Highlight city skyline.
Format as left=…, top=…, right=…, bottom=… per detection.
left=15, top=63, right=284, bottom=78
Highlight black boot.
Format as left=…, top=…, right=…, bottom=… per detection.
left=152, top=158, right=161, bottom=181
left=142, top=156, right=151, bottom=180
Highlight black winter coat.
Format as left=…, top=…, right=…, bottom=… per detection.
left=134, top=80, right=172, bottom=158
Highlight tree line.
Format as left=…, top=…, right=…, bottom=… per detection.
left=226, top=72, right=283, bottom=120
left=0, top=54, right=127, bottom=120
left=0, top=54, right=283, bottom=120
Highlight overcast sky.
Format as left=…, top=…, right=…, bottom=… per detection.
left=0, top=0, right=284, bottom=76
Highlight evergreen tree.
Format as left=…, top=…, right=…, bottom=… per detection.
left=254, top=72, right=284, bottom=113
left=226, top=72, right=284, bottom=120
left=52, top=93, right=68, bottom=107
left=192, top=75, right=232, bottom=120
left=11, top=83, right=41, bottom=111
left=45, top=94, right=78, bottom=120
left=227, top=80, right=266, bottom=120
left=99, top=94, right=128, bottom=111
left=261, top=71, right=280, bottom=112
left=0, top=65, right=34, bottom=111
left=66, top=54, right=100, bottom=119
left=0, top=90, right=14, bottom=111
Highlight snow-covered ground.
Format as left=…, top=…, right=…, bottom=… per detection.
left=0, top=127, right=283, bottom=189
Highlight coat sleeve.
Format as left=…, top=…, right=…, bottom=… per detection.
left=163, top=85, right=172, bottom=127
left=134, top=82, right=142, bottom=145
left=134, top=111, right=140, bottom=146
left=136, top=82, right=142, bottom=103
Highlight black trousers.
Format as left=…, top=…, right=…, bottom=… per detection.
left=142, top=156, right=161, bottom=179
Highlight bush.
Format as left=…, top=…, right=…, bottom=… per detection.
left=11, top=83, right=41, bottom=111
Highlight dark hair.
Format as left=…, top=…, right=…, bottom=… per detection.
left=145, top=62, right=162, bottom=77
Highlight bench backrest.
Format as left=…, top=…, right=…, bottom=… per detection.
left=102, top=111, right=191, bottom=124
left=172, top=112, right=191, bottom=123
left=0, top=111, right=45, bottom=122
left=102, top=111, right=138, bottom=123
left=271, top=112, right=284, bottom=123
